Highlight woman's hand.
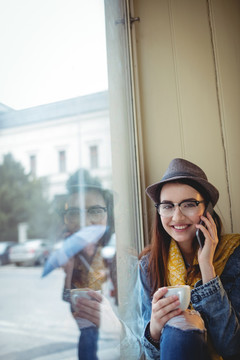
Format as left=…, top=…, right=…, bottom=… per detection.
left=150, top=287, right=182, bottom=341
left=73, top=290, right=122, bottom=335
left=74, top=290, right=102, bottom=327
left=196, top=212, right=218, bottom=284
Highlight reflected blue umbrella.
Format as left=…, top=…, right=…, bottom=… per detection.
left=42, top=225, right=106, bottom=277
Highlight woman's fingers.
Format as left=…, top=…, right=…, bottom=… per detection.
left=152, top=287, right=181, bottom=313
left=153, top=296, right=181, bottom=317
left=206, top=212, right=218, bottom=240
left=196, top=215, right=218, bottom=249
left=196, top=212, right=218, bottom=283
left=158, top=307, right=182, bottom=324
left=152, top=287, right=168, bottom=303
left=152, top=288, right=182, bottom=323
left=76, top=310, right=100, bottom=326
left=150, top=291, right=182, bottom=340
left=75, top=298, right=101, bottom=326
left=87, top=290, right=102, bottom=302
left=76, top=297, right=100, bottom=313
left=196, top=212, right=217, bottom=241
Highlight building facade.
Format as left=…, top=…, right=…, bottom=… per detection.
left=0, top=91, right=112, bottom=200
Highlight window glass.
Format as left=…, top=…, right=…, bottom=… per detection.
left=59, top=150, right=67, bottom=173
left=89, top=145, right=99, bottom=169
left=0, top=1, right=143, bottom=359
left=30, top=154, right=37, bottom=176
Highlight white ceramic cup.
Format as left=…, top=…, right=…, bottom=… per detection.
left=163, top=285, right=191, bottom=310
left=70, top=288, right=101, bottom=306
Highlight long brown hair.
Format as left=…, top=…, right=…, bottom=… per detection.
left=139, top=180, right=222, bottom=295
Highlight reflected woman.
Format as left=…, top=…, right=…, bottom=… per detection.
left=139, top=158, right=240, bottom=360
left=61, top=170, right=115, bottom=360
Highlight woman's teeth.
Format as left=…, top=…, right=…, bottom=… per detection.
left=173, top=225, right=188, bottom=230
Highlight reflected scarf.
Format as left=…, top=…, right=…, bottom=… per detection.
left=72, top=246, right=106, bottom=290
left=167, top=234, right=240, bottom=360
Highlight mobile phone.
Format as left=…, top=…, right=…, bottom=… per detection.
left=196, top=202, right=214, bottom=248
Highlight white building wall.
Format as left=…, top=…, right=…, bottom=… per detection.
left=0, top=93, right=112, bottom=200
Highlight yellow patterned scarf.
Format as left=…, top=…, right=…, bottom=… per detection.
left=167, top=234, right=240, bottom=288
left=167, top=233, right=240, bottom=360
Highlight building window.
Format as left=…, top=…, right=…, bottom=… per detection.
left=59, top=150, right=66, bottom=173
left=89, top=145, right=98, bottom=169
left=30, top=155, right=36, bottom=176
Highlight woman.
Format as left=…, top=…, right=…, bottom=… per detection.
left=61, top=172, right=115, bottom=360
left=139, top=158, right=240, bottom=360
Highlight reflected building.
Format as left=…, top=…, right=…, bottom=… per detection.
left=0, top=91, right=112, bottom=200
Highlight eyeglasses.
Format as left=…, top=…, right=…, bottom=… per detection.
left=155, top=200, right=204, bottom=217
left=65, top=206, right=107, bottom=222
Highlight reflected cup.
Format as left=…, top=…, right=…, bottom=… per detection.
left=70, top=288, right=100, bottom=306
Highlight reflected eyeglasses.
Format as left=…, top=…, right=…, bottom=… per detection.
left=65, top=206, right=107, bottom=222
left=155, top=200, right=205, bottom=217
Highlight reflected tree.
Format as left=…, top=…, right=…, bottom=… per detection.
left=0, top=153, right=55, bottom=242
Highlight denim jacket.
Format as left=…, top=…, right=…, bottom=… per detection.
left=139, top=245, right=240, bottom=359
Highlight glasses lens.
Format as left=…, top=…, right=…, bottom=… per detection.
left=87, top=207, right=106, bottom=221
left=66, top=208, right=80, bottom=218
left=158, top=203, right=174, bottom=217
left=179, top=201, right=201, bottom=215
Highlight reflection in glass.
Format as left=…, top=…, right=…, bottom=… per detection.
left=58, top=170, right=116, bottom=358
left=0, top=1, right=144, bottom=359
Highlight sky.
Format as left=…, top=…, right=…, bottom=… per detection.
left=0, top=0, right=108, bottom=110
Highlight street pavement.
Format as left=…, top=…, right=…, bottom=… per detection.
left=0, top=265, right=120, bottom=360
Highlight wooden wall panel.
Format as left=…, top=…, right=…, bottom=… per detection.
left=132, top=0, right=240, bottom=234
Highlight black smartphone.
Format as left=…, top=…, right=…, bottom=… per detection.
left=196, top=202, right=214, bottom=248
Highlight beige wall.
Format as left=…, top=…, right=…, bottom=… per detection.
left=131, top=0, right=240, bottom=237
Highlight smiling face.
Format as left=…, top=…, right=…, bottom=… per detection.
left=64, top=189, right=108, bottom=234
left=160, top=182, right=205, bottom=247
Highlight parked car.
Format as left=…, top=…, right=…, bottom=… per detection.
left=0, top=241, right=17, bottom=265
left=9, top=239, right=52, bottom=266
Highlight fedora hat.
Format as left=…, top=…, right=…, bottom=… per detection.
left=146, top=158, right=219, bottom=206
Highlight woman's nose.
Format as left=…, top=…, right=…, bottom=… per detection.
left=172, top=206, right=185, bottom=220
